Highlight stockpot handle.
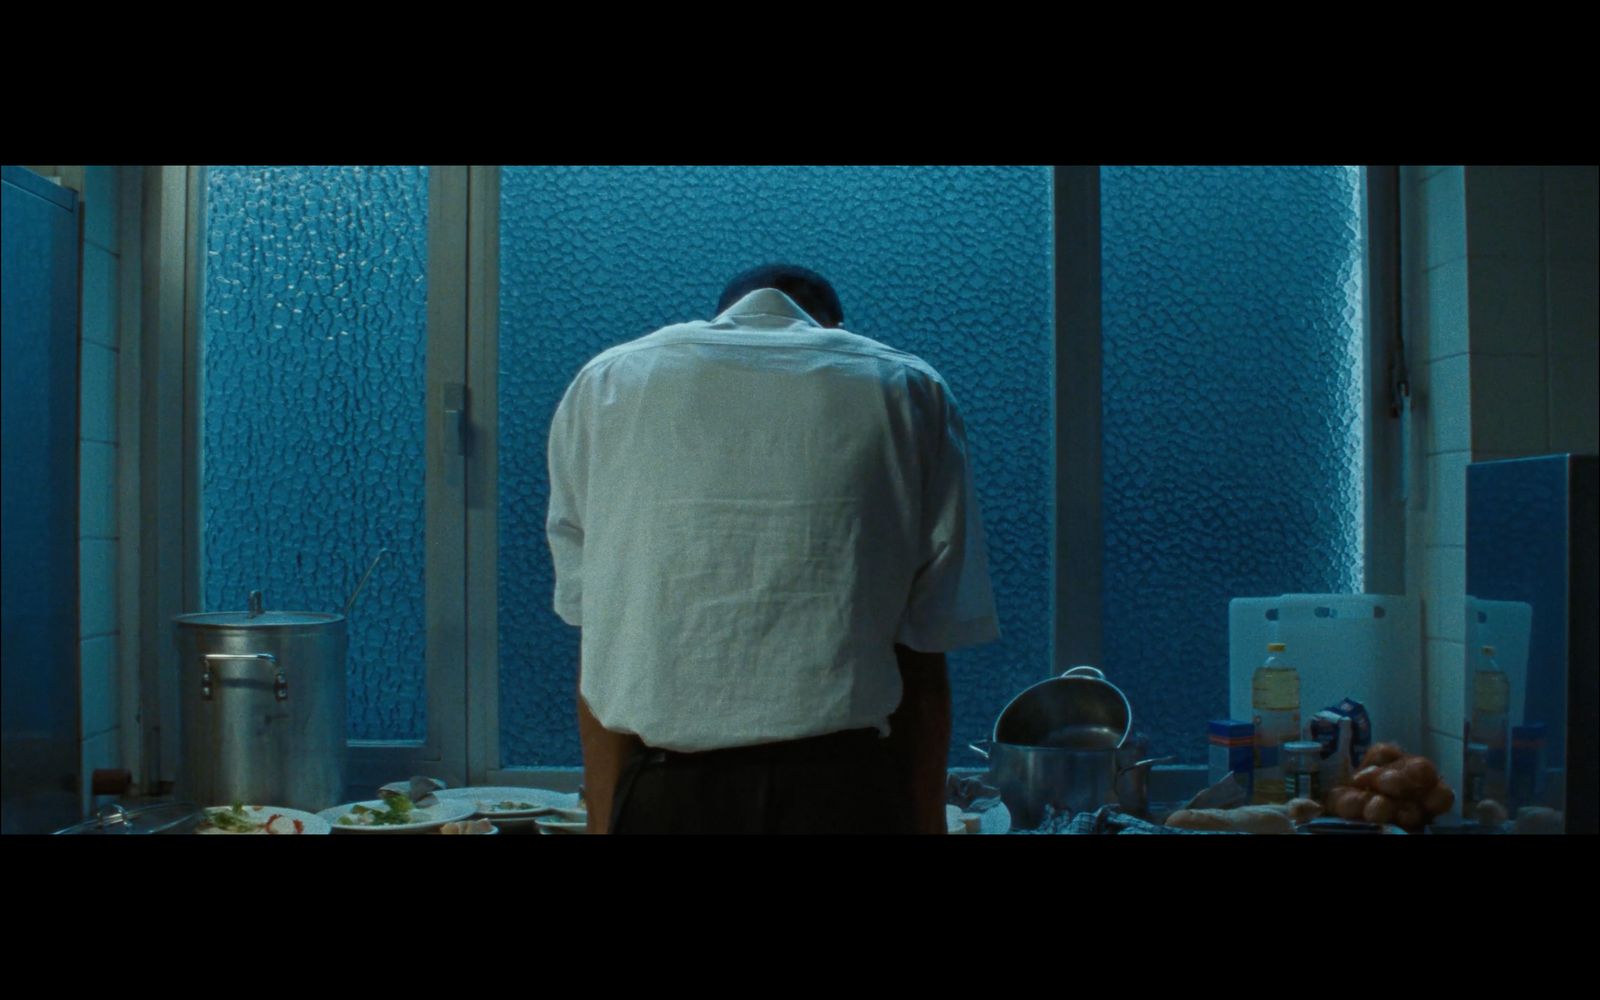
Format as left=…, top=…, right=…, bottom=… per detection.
left=968, top=739, right=994, bottom=761
left=1061, top=665, right=1106, bottom=680
left=200, top=652, right=284, bottom=702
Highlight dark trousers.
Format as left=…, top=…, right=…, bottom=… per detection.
left=610, top=728, right=917, bottom=834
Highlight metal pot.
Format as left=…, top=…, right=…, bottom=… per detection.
left=970, top=739, right=1171, bottom=828
left=994, top=666, right=1132, bottom=749
left=173, top=591, right=346, bottom=813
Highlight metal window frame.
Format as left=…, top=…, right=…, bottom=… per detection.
left=1052, top=166, right=1102, bottom=676
left=1362, top=165, right=1406, bottom=596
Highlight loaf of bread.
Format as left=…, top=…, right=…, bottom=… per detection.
left=1164, top=804, right=1297, bottom=835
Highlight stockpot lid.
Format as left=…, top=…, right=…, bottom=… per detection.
left=993, top=665, right=1134, bottom=749
left=174, top=611, right=344, bottom=630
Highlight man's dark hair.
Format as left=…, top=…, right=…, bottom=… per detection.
left=717, top=264, right=844, bottom=328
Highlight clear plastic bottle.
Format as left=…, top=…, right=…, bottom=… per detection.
left=1469, top=645, right=1510, bottom=803
left=1251, top=641, right=1301, bottom=804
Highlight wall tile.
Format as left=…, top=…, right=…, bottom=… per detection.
left=1465, top=166, right=1544, bottom=260
left=1549, top=348, right=1600, bottom=455
left=1426, top=354, right=1472, bottom=454
left=1470, top=354, right=1549, bottom=455
left=81, top=245, right=118, bottom=350
left=1425, top=638, right=1467, bottom=735
left=83, top=166, right=118, bottom=252
left=1425, top=256, right=1470, bottom=361
left=80, top=441, right=118, bottom=539
left=1543, top=165, right=1599, bottom=263
left=80, top=342, right=118, bottom=444
left=1423, top=168, right=1467, bottom=269
left=80, top=539, right=117, bottom=637
left=1425, top=547, right=1467, bottom=641
left=1467, top=255, right=1546, bottom=357
left=1546, top=256, right=1599, bottom=359
left=81, top=635, right=119, bottom=737
left=1425, top=452, right=1471, bottom=550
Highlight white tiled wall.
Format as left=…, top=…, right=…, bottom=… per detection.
left=75, top=165, right=125, bottom=815
left=1403, top=164, right=1600, bottom=810
left=1404, top=165, right=1471, bottom=795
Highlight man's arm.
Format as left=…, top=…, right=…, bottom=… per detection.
left=885, top=643, right=952, bottom=834
left=577, top=663, right=641, bottom=834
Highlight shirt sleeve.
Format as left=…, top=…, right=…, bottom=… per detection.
left=546, top=376, right=586, bottom=627
left=894, top=382, right=1000, bottom=653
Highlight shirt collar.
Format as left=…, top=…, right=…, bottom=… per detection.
left=712, top=288, right=822, bottom=327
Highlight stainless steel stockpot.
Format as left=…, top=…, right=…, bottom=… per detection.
left=969, top=739, right=1170, bottom=829
left=174, top=593, right=346, bottom=813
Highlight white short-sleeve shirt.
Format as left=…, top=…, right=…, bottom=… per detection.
left=547, top=288, right=999, bottom=752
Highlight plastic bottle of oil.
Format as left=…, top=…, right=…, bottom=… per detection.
left=1251, top=641, right=1301, bottom=804
left=1468, top=645, right=1509, bottom=803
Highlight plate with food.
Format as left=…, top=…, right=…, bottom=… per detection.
left=433, top=785, right=581, bottom=819
left=197, top=804, right=331, bottom=835
left=318, top=794, right=475, bottom=833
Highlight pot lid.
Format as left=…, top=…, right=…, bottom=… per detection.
left=174, top=610, right=344, bottom=629
left=174, top=588, right=344, bottom=629
left=994, top=665, right=1134, bottom=748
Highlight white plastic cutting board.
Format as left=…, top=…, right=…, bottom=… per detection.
left=1229, top=594, right=1421, bottom=753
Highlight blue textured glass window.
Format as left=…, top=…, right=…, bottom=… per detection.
left=201, top=166, right=430, bottom=741
left=497, top=166, right=1054, bottom=766
left=1100, top=166, right=1364, bottom=761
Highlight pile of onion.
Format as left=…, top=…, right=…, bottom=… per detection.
left=1323, top=742, right=1455, bottom=831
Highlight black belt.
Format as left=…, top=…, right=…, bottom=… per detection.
left=641, top=726, right=882, bottom=765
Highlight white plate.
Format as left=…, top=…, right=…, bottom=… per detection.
left=433, top=786, right=581, bottom=819
left=318, top=798, right=475, bottom=833
left=534, top=815, right=588, bottom=834
left=197, top=805, right=331, bottom=835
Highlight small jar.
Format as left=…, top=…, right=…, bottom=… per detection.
left=1282, top=740, right=1324, bottom=802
